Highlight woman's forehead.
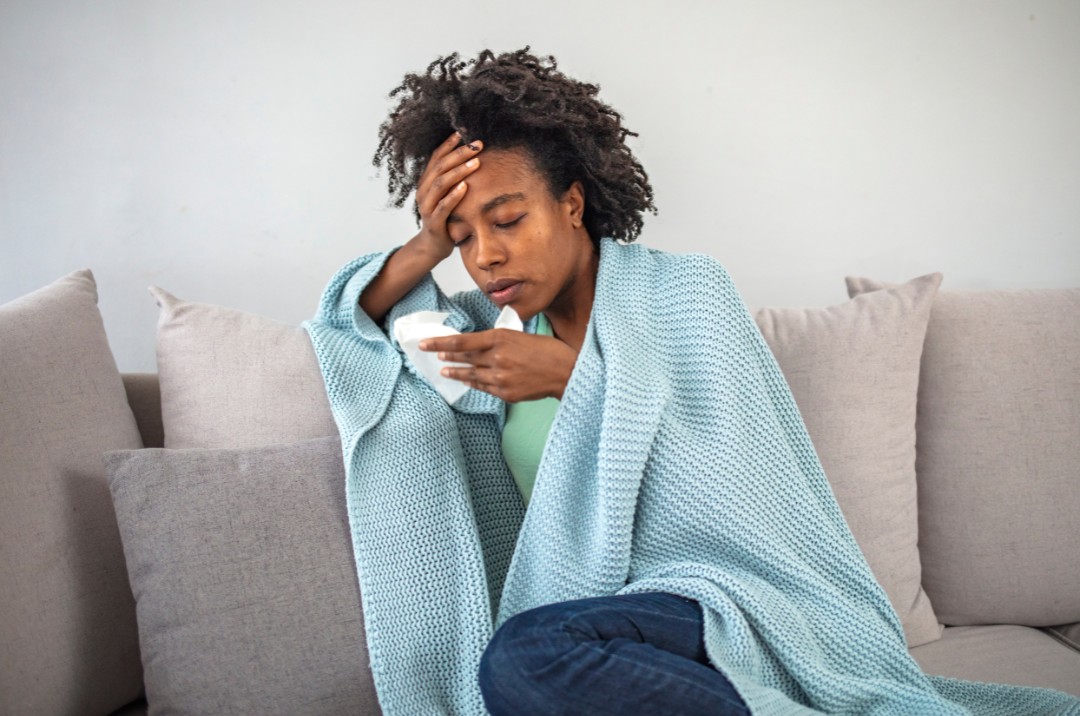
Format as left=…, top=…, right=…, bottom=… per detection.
left=451, top=150, right=547, bottom=214
left=471, top=146, right=541, bottom=183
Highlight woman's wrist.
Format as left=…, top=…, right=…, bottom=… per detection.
left=358, top=235, right=447, bottom=324
left=407, top=231, right=454, bottom=265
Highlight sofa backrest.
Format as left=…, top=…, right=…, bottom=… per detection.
left=122, top=373, right=164, bottom=449
left=126, top=277, right=1080, bottom=642
left=847, top=281, right=1080, bottom=629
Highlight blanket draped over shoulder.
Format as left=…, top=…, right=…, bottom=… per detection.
left=303, top=237, right=1080, bottom=716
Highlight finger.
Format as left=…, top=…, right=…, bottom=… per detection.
left=435, top=349, right=491, bottom=368
left=418, top=161, right=475, bottom=220
left=416, top=134, right=464, bottom=200
left=418, top=139, right=484, bottom=202
left=429, top=131, right=465, bottom=164
left=424, top=154, right=481, bottom=222
left=418, top=331, right=495, bottom=353
left=438, top=365, right=511, bottom=401
left=438, top=365, right=469, bottom=380
left=420, top=179, right=467, bottom=225
left=435, top=137, right=483, bottom=174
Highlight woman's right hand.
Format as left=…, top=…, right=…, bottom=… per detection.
left=412, top=131, right=483, bottom=261
left=359, top=133, right=483, bottom=324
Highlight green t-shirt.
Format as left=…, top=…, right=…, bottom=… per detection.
left=500, top=312, right=560, bottom=506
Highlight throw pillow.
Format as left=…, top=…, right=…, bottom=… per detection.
left=0, top=269, right=144, bottom=715
left=149, top=286, right=338, bottom=448
left=752, top=272, right=943, bottom=648
left=847, top=279, right=1080, bottom=627
left=104, top=436, right=381, bottom=715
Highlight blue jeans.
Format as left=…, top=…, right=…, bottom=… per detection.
left=478, top=591, right=751, bottom=715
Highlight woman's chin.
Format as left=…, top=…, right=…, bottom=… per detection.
left=505, top=302, right=537, bottom=324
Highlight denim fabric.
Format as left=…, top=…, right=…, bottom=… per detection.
left=478, top=591, right=751, bottom=715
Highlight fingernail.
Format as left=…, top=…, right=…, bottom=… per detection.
left=466, top=158, right=478, bottom=168
left=438, top=352, right=447, bottom=360
left=468, top=141, right=481, bottom=151
left=418, top=340, right=429, bottom=350
left=440, top=368, right=450, bottom=377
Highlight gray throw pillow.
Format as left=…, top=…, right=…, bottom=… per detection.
left=752, top=272, right=944, bottom=647
left=847, top=278, right=1080, bottom=628
left=103, top=436, right=381, bottom=715
left=149, top=286, right=338, bottom=448
left=0, top=269, right=144, bottom=715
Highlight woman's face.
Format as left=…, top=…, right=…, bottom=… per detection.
left=445, top=147, right=593, bottom=322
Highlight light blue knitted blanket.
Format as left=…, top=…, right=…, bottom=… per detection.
left=303, top=237, right=1080, bottom=716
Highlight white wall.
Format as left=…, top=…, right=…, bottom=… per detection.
left=2, top=0, right=1078, bottom=372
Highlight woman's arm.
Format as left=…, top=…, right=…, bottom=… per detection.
left=357, top=235, right=446, bottom=325
left=359, top=132, right=484, bottom=325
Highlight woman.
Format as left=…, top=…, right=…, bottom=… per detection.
left=305, top=48, right=1079, bottom=716
left=357, top=48, right=746, bottom=715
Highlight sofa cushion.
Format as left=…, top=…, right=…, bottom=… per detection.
left=909, top=625, right=1080, bottom=698
left=121, top=373, right=164, bottom=449
left=1046, top=623, right=1080, bottom=653
left=107, top=699, right=148, bottom=716
left=0, top=269, right=144, bottom=715
left=149, top=286, right=338, bottom=448
left=752, top=272, right=943, bottom=648
left=103, top=436, right=380, bottom=715
left=848, top=280, right=1080, bottom=628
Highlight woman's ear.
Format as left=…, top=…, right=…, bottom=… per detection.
left=561, top=181, right=586, bottom=229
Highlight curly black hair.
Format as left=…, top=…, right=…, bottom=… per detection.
left=372, top=47, right=657, bottom=245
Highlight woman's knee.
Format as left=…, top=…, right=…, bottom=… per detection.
left=480, top=604, right=558, bottom=680
left=478, top=602, right=578, bottom=707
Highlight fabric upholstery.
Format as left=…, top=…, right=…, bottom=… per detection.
left=752, top=272, right=943, bottom=647
left=149, top=285, right=338, bottom=448
left=121, top=373, right=164, bottom=449
left=0, top=269, right=144, bottom=716
left=847, top=279, right=1080, bottom=627
left=103, top=436, right=381, bottom=716
left=106, top=699, right=148, bottom=716
left=1047, top=623, right=1080, bottom=653
left=910, top=625, right=1080, bottom=697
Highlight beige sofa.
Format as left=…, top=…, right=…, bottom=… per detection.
left=2, top=266, right=1078, bottom=715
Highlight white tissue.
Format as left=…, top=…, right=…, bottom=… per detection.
left=393, top=305, right=523, bottom=404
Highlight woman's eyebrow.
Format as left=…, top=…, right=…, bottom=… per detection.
left=448, top=192, right=527, bottom=223
left=481, top=192, right=526, bottom=213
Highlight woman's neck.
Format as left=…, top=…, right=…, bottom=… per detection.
left=543, top=244, right=599, bottom=354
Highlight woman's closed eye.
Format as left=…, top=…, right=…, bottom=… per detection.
left=454, top=214, right=527, bottom=244
left=495, top=214, right=526, bottom=229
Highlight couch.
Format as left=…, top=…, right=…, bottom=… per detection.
left=1, top=265, right=1078, bottom=716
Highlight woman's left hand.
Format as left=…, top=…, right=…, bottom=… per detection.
left=418, top=329, right=577, bottom=402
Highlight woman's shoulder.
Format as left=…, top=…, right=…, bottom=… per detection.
left=608, top=239, right=736, bottom=294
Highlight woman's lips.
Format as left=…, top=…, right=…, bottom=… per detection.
left=489, top=281, right=523, bottom=305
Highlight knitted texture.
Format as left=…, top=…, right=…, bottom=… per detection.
left=303, top=238, right=1080, bottom=716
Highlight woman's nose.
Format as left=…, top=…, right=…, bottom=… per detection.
left=473, top=231, right=506, bottom=269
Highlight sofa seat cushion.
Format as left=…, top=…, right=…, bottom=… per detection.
left=1048, top=622, right=1080, bottom=652
left=104, top=436, right=380, bottom=715
left=753, top=272, right=944, bottom=647
left=909, top=624, right=1080, bottom=698
left=0, top=269, right=144, bottom=716
left=848, top=280, right=1080, bottom=628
